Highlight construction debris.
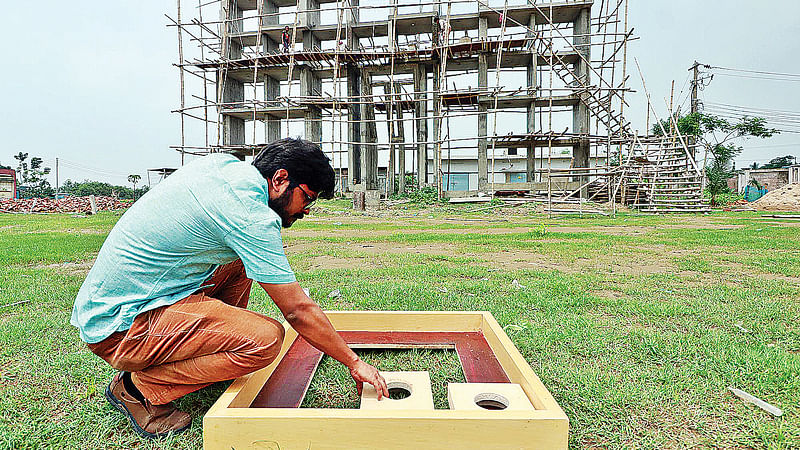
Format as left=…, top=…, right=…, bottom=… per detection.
left=728, top=387, right=784, bottom=417
left=734, top=322, right=750, bottom=334
left=0, top=196, right=129, bottom=214
left=761, top=214, right=800, bottom=219
left=723, top=199, right=754, bottom=212
left=0, top=300, right=30, bottom=309
left=752, top=183, right=800, bottom=212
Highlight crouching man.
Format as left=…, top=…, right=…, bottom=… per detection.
left=71, top=138, right=388, bottom=439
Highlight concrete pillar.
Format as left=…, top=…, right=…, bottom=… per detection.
left=385, top=82, right=396, bottom=195
left=431, top=16, right=441, bottom=192
left=347, top=65, right=361, bottom=188
left=413, top=64, right=428, bottom=187
left=300, top=64, right=322, bottom=145
left=260, top=0, right=280, bottom=143
left=386, top=3, right=398, bottom=194
left=346, top=0, right=359, bottom=23
left=360, top=71, right=378, bottom=190
left=383, top=82, right=397, bottom=195
left=262, top=0, right=278, bottom=26
left=477, top=17, right=488, bottom=192
left=432, top=67, right=441, bottom=191
left=260, top=2, right=279, bottom=52
left=265, top=76, right=281, bottom=142
left=346, top=3, right=360, bottom=190
left=572, top=6, right=591, bottom=170
left=526, top=14, right=537, bottom=184
left=220, top=0, right=245, bottom=153
left=298, top=0, right=320, bottom=30
left=394, top=82, right=406, bottom=193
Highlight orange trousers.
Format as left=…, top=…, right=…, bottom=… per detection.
left=88, top=260, right=285, bottom=405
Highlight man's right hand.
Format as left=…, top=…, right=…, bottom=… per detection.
left=260, top=281, right=390, bottom=400
left=349, top=358, right=389, bottom=400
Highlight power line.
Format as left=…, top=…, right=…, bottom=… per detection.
left=703, top=110, right=800, bottom=128
left=710, top=72, right=800, bottom=83
left=704, top=101, right=800, bottom=116
left=707, top=65, right=800, bottom=79
left=55, top=159, right=136, bottom=181
left=743, top=143, right=800, bottom=149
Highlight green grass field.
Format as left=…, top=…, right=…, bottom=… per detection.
left=1, top=202, right=798, bottom=449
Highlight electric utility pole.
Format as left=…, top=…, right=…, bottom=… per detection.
left=690, top=61, right=700, bottom=116
left=688, top=61, right=701, bottom=160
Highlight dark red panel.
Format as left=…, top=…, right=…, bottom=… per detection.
left=249, top=336, right=323, bottom=408
left=249, top=331, right=509, bottom=408
left=340, top=331, right=509, bottom=384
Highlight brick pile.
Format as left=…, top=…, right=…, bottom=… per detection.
left=0, top=196, right=130, bottom=214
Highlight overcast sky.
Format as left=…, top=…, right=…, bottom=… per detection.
left=1, top=1, right=798, bottom=187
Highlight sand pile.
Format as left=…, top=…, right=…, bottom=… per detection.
left=752, top=183, right=800, bottom=212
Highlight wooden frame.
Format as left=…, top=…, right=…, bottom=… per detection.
left=203, top=311, right=568, bottom=449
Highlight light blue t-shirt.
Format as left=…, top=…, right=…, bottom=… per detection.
left=70, top=154, right=296, bottom=344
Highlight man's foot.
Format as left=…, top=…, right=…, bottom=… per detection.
left=104, top=372, right=191, bottom=439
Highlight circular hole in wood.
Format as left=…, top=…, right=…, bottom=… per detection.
left=387, top=381, right=412, bottom=400
left=474, top=393, right=509, bottom=410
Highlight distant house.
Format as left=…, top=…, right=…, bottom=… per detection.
left=735, top=165, right=800, bottom=193
left=0, top=169, right=16, bottom=200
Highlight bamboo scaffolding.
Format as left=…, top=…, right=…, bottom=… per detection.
left=164, top=0, right=705, bottom=214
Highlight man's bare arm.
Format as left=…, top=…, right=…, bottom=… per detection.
left=259, top=281, right=389, bottom=399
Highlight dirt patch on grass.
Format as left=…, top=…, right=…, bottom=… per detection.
left=37, top=260, right=95, bottom=276
left=293, top=219, right=745, bottom=239
left=718, top=260, right=800, bottom=284
left=287, top=242, right=463, bottom=258
left=287, top=227, right=540, bottom=238
left=288, top=241, right=678, bottom=275
left=296, top=254, right=379, bottom=271
left=758, top=220, right=800, bottom=227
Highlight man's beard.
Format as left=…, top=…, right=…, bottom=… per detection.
left=268, top=189, right=304, bottom=228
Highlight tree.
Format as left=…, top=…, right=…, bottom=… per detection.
left=653, top=112, right=779, bottom=207
left=60, top=179, right=148, bottom=199
left=760, top=155, right=797, bottom=170
left=14, top=152, right=54, bottom=198
left=128, top=174, right=142, bottom=201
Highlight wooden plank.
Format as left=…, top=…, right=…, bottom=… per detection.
left=204, top=415, right=568, bottom=449
left=227, top=326, right=299, bottom=408
left=324, top=310, right=484, bottom=332
left=205, top=312, right=568, bottom=450
left=249, top=336, right=323, bottom=408
left=480, top=313, right=566, bottom=415
left=342, top=331, right=510, bottom=383
left=452, top=333, right=511, bottom=383
left=250, top=331, right=508, bottom=408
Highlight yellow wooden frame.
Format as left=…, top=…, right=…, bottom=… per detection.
left=203, top=311, right=568, bottom=449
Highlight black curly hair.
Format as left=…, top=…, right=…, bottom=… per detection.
left=252, top=138, right=335, bottom=199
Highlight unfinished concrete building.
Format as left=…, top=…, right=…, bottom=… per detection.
left=170, top=0, right=709, bottom=213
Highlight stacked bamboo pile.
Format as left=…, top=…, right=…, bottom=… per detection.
left=0, top=196, right=130, bottom=214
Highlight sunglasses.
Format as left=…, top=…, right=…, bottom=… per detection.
left=297, top=184, right=318, bottom=209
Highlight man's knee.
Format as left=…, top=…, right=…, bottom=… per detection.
left=248, top=316, right=285, bottom=365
